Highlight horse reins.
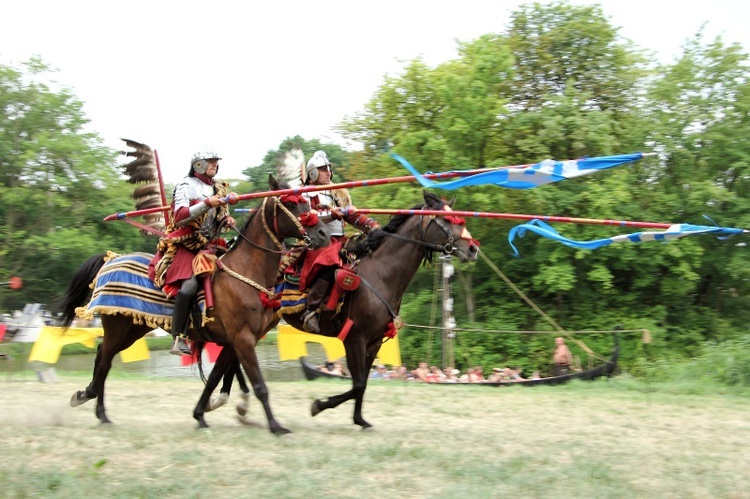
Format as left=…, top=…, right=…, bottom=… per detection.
left=219, top=195, right=316, bottom=295
left=354, top=207, right=468, bottom=324
left=379, top=209, right=463, bottom=255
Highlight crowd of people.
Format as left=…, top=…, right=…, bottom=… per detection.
left=317, top=337, right=574, bottom=383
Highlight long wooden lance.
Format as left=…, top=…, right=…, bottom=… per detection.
left=102, top=168, right=511, bottom=222
left=350, top=209, right=725, bottom=230
left=103, top=152, right=653, bottom=222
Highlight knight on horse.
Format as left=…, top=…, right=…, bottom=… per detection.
left=149, top=150, right=236, bottom=355
left=297, top=150, right=380, bottom=334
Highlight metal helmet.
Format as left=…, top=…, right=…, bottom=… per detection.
left=305, top=150, right=331, bottom=184
left=190, top=150, right=222, bottom=175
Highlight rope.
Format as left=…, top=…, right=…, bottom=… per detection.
left=219, top=262, right=274, bottom=297
left=403, top=323, right=646, bottom=335
left=477, top=249, right=608, bottom=364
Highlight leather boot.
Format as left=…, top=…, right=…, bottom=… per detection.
left=170, top=291, right=193, bottom=356
left=302, top=279, right=331, bottom=334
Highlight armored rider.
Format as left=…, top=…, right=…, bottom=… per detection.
left=300, top=150, right=379, bottom=334
left=150, top=151, right=236, bottom=355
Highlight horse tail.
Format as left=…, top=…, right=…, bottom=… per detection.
left=56, top=253, right=108, bottom=327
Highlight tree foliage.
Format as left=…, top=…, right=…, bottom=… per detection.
left=2, top=3, right=748, bottom=375
left=337, top=2, right=750, bottom=371
left=0, top=58, right=153, bottom=312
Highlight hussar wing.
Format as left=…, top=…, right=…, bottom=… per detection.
left=120, top=138, right=166, bottom=235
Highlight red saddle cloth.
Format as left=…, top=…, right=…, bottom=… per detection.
left=298, top=238, right=345, bottom=290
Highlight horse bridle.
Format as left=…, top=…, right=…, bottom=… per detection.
left=232, top=196, right=314, bottom=254
left=350, top=209, right=465, bottom=334
left=218, top=195, right=317, bottom=298
left=380, top=208, right=463, bottom=255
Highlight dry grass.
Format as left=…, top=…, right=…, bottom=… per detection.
left=1, top=374, right=749, bottom=498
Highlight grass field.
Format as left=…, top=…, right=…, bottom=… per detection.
left=1, top=373, right=749, bottom=498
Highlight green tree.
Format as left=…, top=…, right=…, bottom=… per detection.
left=338, top=3, right=749, bottom=369
left=0, top=58, right=152, bottom=312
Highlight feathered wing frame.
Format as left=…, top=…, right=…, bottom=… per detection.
left=121, top=138, right=167, bottom=235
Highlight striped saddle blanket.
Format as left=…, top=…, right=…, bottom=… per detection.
left=75, top=252, right=204, bottom=331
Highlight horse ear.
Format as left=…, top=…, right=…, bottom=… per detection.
left=447, top=197, right=456, bottom=208
left=268, top=174, right=279, bottom=191
left=423, top=190, right=441, bottom=208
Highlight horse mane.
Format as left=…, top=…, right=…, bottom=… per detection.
left=348, top=202, right=426, bottom=258
left=350, top=191, right=449, bottom=260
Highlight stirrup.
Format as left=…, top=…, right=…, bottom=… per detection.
left=302, top=310, right=320, bottom=334
left=170, top=337, right=192, bottom=356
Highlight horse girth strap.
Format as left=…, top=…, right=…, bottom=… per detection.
left=216, top=259, right=274, bottom=297
left=358, top=275, right=399, bottom=321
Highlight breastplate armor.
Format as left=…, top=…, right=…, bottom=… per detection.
left=174, top=177, right=218, bottom=235
left=305, top=190, right=344, bottom=236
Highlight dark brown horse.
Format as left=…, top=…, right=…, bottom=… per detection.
left=199, top=191, right=479, bottom=429
left=58, top=176, right=331, bottom=434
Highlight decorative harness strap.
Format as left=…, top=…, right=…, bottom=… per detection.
left=215, top=259, right=275, bottom=299
left=217, top=195, right=316, bottom=308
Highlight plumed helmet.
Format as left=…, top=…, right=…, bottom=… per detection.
left=305, top=150, right=331, bottom=184
left=190, top=150, right=222, bottom=174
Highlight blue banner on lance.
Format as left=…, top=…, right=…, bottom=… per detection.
left=391, top=152, right=645, bottom=190
left=507, top=220, right=745, bottom=255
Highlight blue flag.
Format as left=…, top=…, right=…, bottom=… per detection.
left=391, top=152, right=645, bottom=190
left=507, top=220, right=745, bottom=255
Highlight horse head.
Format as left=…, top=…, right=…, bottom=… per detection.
left=420, top=191, right=479, bottom=263
left=263, top=175, right=331, bottom=249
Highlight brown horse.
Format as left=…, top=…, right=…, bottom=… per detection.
left=199, top=191, right=479, bottom=429
left=57, top=176, right=331, bottom=435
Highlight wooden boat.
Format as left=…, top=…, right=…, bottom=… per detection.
left=300, top=335, right=619, bottom=386
left=300, top=358, right=352, bottom=380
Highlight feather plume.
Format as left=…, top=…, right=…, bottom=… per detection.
left=120, top=138, right=166, bottom=235
left=121, top=138, right=159, bottom=183
left=275, top=148, right=305, bottom=188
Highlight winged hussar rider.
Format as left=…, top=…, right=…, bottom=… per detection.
left=148, top=151, right=236, bottom=355
left=299, top=150, right=380, bottom=334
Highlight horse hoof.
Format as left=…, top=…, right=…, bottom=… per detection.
left=311, top=399, right=323, bottom=417
left=236, top=402, right=249, bottom=417
left=205, top=392, right=229, bottom=412
left=198, top=420, right=210, bottom=429
left=69, top=390, right=90, bottom=407
left=237, top=415, right=260, bottom=427
left=356, top=420, right=373, bottom=430
left=272, top=427, right=292, bottom=436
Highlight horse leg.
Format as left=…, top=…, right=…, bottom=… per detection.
left=70, top=343, right=103, bottom=407
left=234, top=334, right=290, bottom=436
left=92, top=319, right=147, bottom=424
left=204, top=357, right=235, bottom=413
left=194, top=347, right=237, bottom=428
left=311, top=343, right=375, bottom=429
left=233, top=362, right=251, bottom=417
left=351, top=349, right=379, bottom=429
